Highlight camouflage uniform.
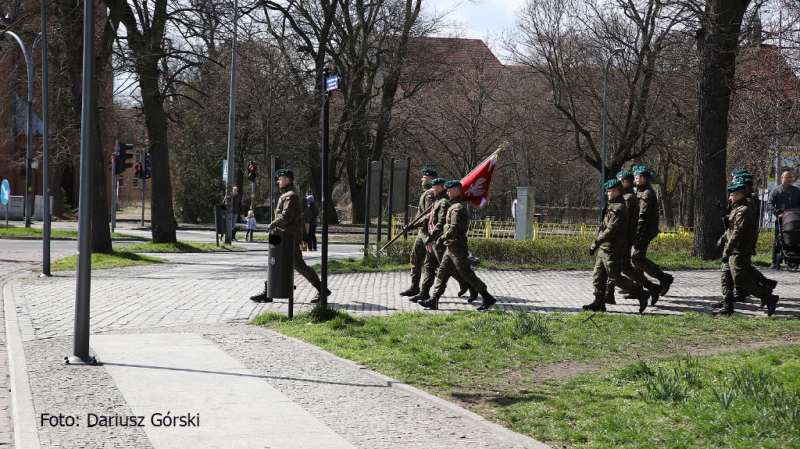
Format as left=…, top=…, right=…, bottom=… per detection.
left=418, top=192, right=470, bottom=295
left=430, top=195, right=488, bottom=299
left=591, top=196, right=644, bottom=299
left=265, top=182, right=321, bottom=290
left=631, top=182, right=672, bottom=290
left=406, top=188, right=437, bottom=290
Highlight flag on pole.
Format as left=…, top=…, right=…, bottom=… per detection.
left=460, top=142, right=507, bottom=209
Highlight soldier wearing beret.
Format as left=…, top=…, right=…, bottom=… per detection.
left=630, top=166, right=674, bottom=296
left=419, top=180, right=495, bottom=311
left=584, top=179, right=651, bottom=313
left=250, top=169, right=330, bottom=303
left=718, top=182, right=779, bottom=316
left=411, top=178, right=476, bottom=304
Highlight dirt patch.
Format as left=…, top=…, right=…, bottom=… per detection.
left=528, top=361, right=602, bottom=381
left=682, top=338, right=800, bottom=356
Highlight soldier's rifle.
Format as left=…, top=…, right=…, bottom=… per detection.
left=380, top=203, right=435, bottom=252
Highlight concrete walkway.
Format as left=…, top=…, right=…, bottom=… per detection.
left=2, top=244, right=799, bottom=448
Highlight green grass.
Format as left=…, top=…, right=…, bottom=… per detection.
left=252, top=309, right=800, bottom=447
left=118, top=241, right=244, bottom=253
left=50, top=250, right=166, bottom=272
left=0, top=227, right=145, bottom=240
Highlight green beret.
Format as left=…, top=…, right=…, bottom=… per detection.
left=428, top=177, right=446, bottom=187
left=726, top=183, right=747, bottom=193
left=604, top=179, right=622, bottom=190
left=731, top=168, right=750, bottom=177
left=734, top=175, right=753, bottom=185
left=420, top=168, right=438, bottom=177
left=616, top=170, right=634, bottom=181
left=444, top=180, right=462, bottom=189
left=275, top=168, right=294, bottom=179
left=633, top=165, right=651, bottom=177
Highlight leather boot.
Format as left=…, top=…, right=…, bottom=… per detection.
left=477, top=291, right=496, bottom=311
left=659, top=274, right=674, bottom=296
left=582, top=294, right=606, bottom=312
left=604, top=288, right=616, bottom=305
left=713, top=299, right=734, bottom=316
left=311, top=284, right=332, bottom=303
left=458, top=284, right=469, bottom=297
left=400, top=284, right=420, bottom=296
left=467, top=287, right=479, bottom=303
left=250, top=288, right=273, bottom=303
left=764, top=294, right=779, bottom=317
left=418, top=296, right=439, bottom=310
left=634, top=288, right=650, bottom=313
left=410, top=291, right=430, bottom=303
left=645, top=281, right=661, bottom=306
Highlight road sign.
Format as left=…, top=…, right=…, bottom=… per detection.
left=325, top=75, right=339, bottom=91
left=222, top=160, right=228, bottom=182
left=1, top=180, right=9, bottom=205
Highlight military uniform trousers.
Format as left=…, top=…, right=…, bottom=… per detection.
left=593, top=249, right=641, bottom=296
left=630, top=237, right=668, bottom=282
left=409, top=235, right=427, bottom=286
left=263, top=243, right=321, bottom=289
left=721, top=254, right=770, bottom=300
left=420, top=242, right=469, bottom=292
left=607, top=244, right=643, bottom=293
left=432, top=244, right=486, bottom=298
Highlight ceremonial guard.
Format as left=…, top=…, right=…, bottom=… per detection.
left=400, top=169, right=439, bottom=297
left=630, top=166, right=674, bottom=295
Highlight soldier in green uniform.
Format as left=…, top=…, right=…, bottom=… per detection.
left=717, top=182, right=779, bottom=316
left=630, top=166, right=674, bottom=295
left=583, top=179, right=651, bottom=313
left=411, top=178, right=476, bottom=303
left=400, top=169, right=439, bottom=297
left=250, top=169, right=330, bottom=303
left=419, top=180, right=495, bottom=311
left=604, top=171, right=660, bottom=305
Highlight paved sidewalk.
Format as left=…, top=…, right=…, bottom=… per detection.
left=2, top=249, right=799, bottom=448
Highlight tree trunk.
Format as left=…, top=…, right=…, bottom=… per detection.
left=692, top=0, right=750, bottom=259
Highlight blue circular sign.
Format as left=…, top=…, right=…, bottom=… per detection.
left=0, top=179, right=10, bottom=205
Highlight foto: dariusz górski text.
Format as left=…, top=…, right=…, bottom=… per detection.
left=39, top=412, right=200, bottom=427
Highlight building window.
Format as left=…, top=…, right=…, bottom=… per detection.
left=132, top=177, right=139, bottom=188
left=117, top=175, right=124, bottom=188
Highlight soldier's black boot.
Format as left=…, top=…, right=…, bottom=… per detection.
left=400, top=284, right=420, bottom=296
left=643, top=281, right=660, bottom=305
left=764, top=294, right=779, bottom=317
left=250, top=287, right=273, bottom=303
left=713, top=299, right=734, bottom=316
left=659, top=274, right=674, bottom=296
left=418, top=296, right=439, bottom=310
left=458, top=283, right=469, bottom=297
left=310, top=283, right=332, bottom=303
left=410, top=291, right=430, bottom=303
left=634, top=288, right=650, bottom=313
left=582, top=294, right=606, bottom=312
left=467, top=287, right=479, bottom=303
left=477, top=291, right=496, bottom=311
left=604, top=288, right=616, bottom=305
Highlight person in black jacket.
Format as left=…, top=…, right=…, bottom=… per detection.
left=768, top=171, right=800, bottom=269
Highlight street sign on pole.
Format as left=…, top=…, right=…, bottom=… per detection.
left=222, top=159, right=228, bottom=182
left=325, top=75, right=339, bottom=92
left=1, top=179, right=9, bottom=229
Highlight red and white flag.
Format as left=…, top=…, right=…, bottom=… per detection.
left=460, top=144, right=506, bottom=209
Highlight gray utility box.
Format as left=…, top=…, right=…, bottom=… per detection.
left=515, top=187, right=536, bottom=240
left=267, top=229, right=295, bottom=299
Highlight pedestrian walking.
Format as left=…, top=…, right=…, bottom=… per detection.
left=630, top=165, right=674, bottom=295
left=245, top=210, right=257, bottom=241
left=419, top=180, right=495, bottom=311
left=306, top=195, right=319, bottom=251
left=583, top=179, right=651, bottom=313
left=400, top=169, right=439, bottom=297
left=249, top=169, right=330, bottom=303
left=718, top=181, right=779, bottom=316
left=768, top=171, right=800, bottom=269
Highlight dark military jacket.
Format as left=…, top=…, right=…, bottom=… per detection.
left=269, top=183, right=304, bottom=239
left=621, top=187, right=638, bottom=247
left=411, top=188, right=437, bottom=238
left=636, top=183, right=659, bottom=242
left=724, top=198, right=757, bottom=258
left=427, top=191, right=449, bottom=242
left=595, top=195, right=628, bottom=253
left=440, top=195, right=469, bottom=246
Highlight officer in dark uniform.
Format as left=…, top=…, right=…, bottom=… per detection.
left=400, top=169, right=438, bottom=297
left=718, top=182, right=779, bottom=316
left=250, top=169, right=330, bottom=303
left=419, top=180, right=495, bottom=311
left=630, top=166, right=674, bottom=295
left=584, top=179, right=651, bottom=313
left=411, top=178, right=476, bottom=303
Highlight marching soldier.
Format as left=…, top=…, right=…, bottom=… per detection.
left=584, top=179, right=651, bottom=313
left=630, top=165, right=674, bottom=295
left=419, top=180, right=495, bottom=311
left=400, top=169, right=439, bottom=297
left=718, top=181, right=779, bottom=316
left=411, top=178, right=476, bottom=303
left=250, top=169, right=330, bottom=303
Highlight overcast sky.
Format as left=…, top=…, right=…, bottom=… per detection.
left=428, top=0, right=525, bottom=40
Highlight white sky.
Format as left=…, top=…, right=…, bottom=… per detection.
left=428, top=0, right=525, bottom=41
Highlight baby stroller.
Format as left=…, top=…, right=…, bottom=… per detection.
left=778, top=208, right=800, bottom=272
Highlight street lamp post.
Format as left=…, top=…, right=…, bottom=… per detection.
left=224, top=0, right=239, bottom=245
left=600, top=48, right=624, bottom=223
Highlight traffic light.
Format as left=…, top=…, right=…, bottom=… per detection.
left=134, top=163, right=143, bottom=179
left=116, top=142, right=134, bottom=175
left=108, top=154, right=115, bottom=171
left=144, top=152, right=151, bottom=179
left=247, top=161, right=257, bottom=182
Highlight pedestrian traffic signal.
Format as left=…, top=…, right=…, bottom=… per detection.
left=247, top=161, right=257, bottom=182
left=134, top=163, right=143, bottom=179
left=116, top=142, right=134, bottom=175
left=108, top=155, right=115, bottom=172
left=144, top=152, right=151, bottom=179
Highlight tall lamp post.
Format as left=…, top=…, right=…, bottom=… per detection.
left=224, top=0, right=239, bottom=245
left=600, top=48, right=624, bottom=223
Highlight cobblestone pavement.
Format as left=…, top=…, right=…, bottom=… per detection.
left=3, top=247, right=800, bottom=448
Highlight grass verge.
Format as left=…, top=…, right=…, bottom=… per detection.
left=119, top=241, right=244, bottom=253
left=0, top=227, right=144, bottom=240
left=50, top=250, right=166, bottom=272
left=253, top=309, right=800, bottom=447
